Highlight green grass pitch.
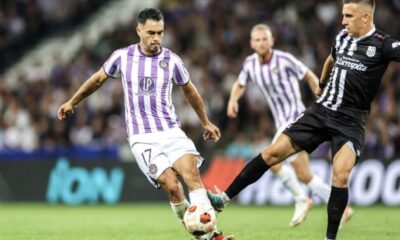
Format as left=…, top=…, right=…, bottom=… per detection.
left=0, top=203, right=398, bottom=239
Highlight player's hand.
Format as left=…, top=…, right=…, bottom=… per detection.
left=202, top=122, right=221, bottom=142
left=315, top=86, right=323, bottom=98
left=57, top=101, right=75, bottom=120
left=227, top=100, right=239, bottom=118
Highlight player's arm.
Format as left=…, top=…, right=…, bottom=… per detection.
left=382, top=37, right=400, bottom=62
left=58, top=68, right=109, bottom=120
left=302, top=70, right=319, bottom=98
left=317, top=54, right=335, bottom=96
left=180, top=81, right=221, bottom=142
left=227, top=81, right=246, bottom=118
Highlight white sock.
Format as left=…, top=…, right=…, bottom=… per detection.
left=170, top=199, right=190, bottom=220
left=221, top=191, right=230, bottom=202
left=307, top=175, right=331, bottom=203
left=276, top=165, right=307, bottom=202
left=189, top=188, right=212, bottom=206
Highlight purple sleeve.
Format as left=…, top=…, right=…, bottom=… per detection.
left=103, top=50, right=122, bottom=78
left=172, top=55, right=190, bottom=85
left=286, top=53, right=308, bottom=81
left=238, top=58, right=254, bottom=86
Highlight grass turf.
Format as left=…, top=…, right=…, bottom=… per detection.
left=0, top=203, right=398, bottom=240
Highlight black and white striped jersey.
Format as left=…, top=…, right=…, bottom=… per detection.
left=317, top=27, right=400, bottom=113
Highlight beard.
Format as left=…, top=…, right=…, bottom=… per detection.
left=148, top=44, right=160, bottom=54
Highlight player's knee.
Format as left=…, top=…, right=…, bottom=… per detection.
left=164, top=181, right=181, bottom=197
left=332, top=172, right=350, bottom=187
left=295, top=170, right=313, bottom=183
left=262, top=150, right=281, bottom=166
left=180, top=166, right=200, bottom=183
left=159, top=173, right=181, bottom=197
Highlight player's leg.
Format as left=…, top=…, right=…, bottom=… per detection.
left=158, top=168, right=235, bottom=240
left=208, top=134, right=302, bottom=210
left=325, top=143, right=356, bottom=240
left=155, top=128, right=211, bottom=208
left=270, top=162, right=311, bottom=227
left=290, top=152, right=331, bottom=203
left=270, top=130, right=309, bottom=204
left=268, top=126, right=311, bottom=227
left=157, top=168, right=190, bottom=221
left=290, top=152, right=353, bottom=230
left=291, top=152, right=354, bottom=223
left=173, top=154, right=235, bottom=240
left=128, top=132, right=191, bottom=224
left=173, top=153, right=212, bottom=206
left=165, top=129, right=234, bottom=240
left=272, top=161, right=307, bottom=200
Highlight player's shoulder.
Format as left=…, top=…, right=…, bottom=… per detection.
left=111, top=44, right=135, bottom=56
left=274, top=49, right=294, bottom=58
left=365, top=29, right=392, bottom=48
left=274, top=49, right=300, bottom=64
left=164, top=48, right=182, bottom=61
left=371, top=29, right=388, bottom=41
left=372, top=29, right=400, bottom=52
left=243, top=53, right=257, bottom=64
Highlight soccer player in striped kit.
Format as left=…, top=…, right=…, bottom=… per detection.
left=223, top=23, right=352, bottom=228
left=58, top=8, right=233, bottom=240
left=208, top=0, right=400, bottom=239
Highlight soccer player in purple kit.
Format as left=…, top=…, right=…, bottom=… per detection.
left=224, top=23, right=352, bottom=228
left=58, top=8, right=233, bottom=240
left=208, top=0, right=399, bottom=239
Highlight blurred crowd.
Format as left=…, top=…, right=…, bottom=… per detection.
left=0, top=0, right=110, bottom=71
left=1, top=0, right=400, bottom=161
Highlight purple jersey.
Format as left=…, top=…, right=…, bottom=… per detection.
left=238, top=50, right=308, bottom=129
left=103, top=44, right=190, bottom=136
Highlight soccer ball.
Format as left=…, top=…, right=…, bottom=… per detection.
left=183, top=204, right=217, bottom=236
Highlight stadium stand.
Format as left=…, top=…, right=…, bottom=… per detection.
left=0, top=0, right=113, bottom=73
left=1, top=0, right=400, bottom=161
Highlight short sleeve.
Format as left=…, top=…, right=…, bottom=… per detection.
left=172, top=54, right=190, bottom=85
left=286, top=53, right=309, bottom=81
left=238, top=66, right=251, bottom=86
left=382, top=36, right=400, bottom=62
left=103, top=50, right=122, bottom=78
left=238, top=57, right=255, bottom=86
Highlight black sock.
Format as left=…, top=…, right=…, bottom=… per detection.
left=326, top=186, right=348, bottom=240
left=225, top=154, right=270, bottom=199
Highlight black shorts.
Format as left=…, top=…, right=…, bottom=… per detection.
left=283, top=103, right=367, bottom=159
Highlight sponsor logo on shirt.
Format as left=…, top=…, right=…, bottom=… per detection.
left=139, top=77, right=155, bottom=93
left=336, top=56, right=367, bottom=71
left=392, top=42, right=400, bottom=49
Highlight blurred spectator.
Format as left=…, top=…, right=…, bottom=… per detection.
left=1, top=0, right=400, bottom=161
left=225, top=133, right=254, bottom=161
left=0, top=0, right=111, bottom=72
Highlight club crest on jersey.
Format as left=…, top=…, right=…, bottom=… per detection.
left=149, top=164, right=158, bottom=175
left=272, top=67, right=279, bottom=74
left=159, top=59, right=168, bottom=69
left=366, top=46, right=376, bottom=57
left=139, top=77, right=155, bottom=93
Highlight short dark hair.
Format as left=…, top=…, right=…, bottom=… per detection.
left=343, top=0, right=375, bottom=8
left=137, top=8, right=164, bottom=25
